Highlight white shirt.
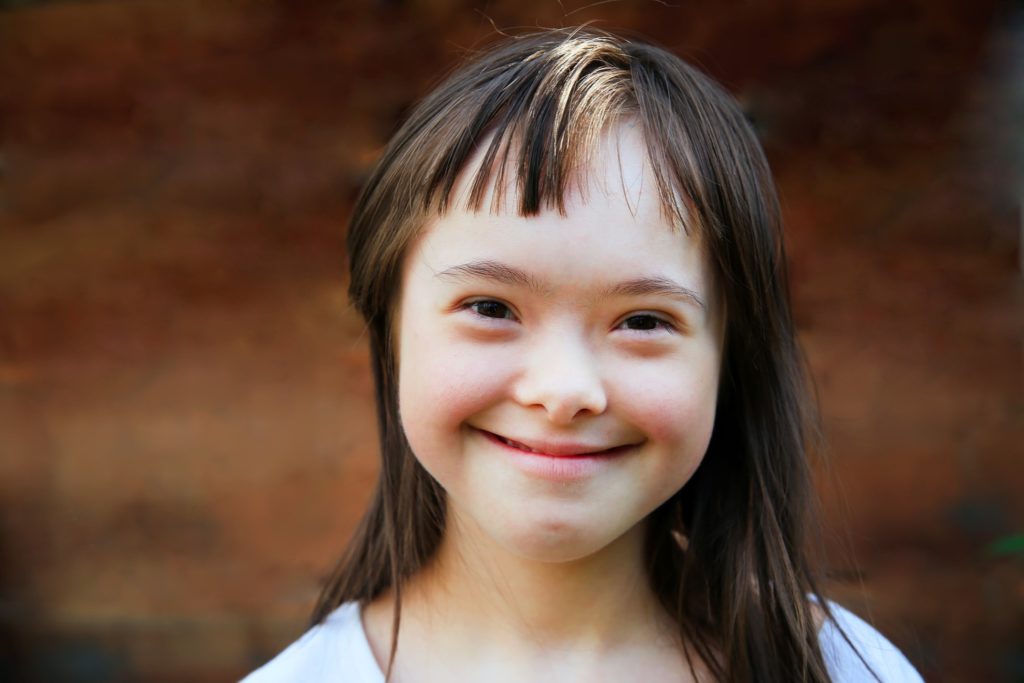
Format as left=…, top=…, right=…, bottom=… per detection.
left=242, top=601, right=924, bottom=682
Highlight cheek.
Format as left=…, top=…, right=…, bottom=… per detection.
left=612, top=353, right=721, bottom=448
left=397, top=307, right=513, bottom=447
left=399, top=351, right=501, bottom=430
left=620, top=360, right=720, bottom=502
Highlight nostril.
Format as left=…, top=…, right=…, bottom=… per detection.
left=512, top=346, right=607, bottom=421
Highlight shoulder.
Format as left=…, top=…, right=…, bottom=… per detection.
left=817, top=601, right=925, bottom=683
left=240, top=603, right=384, bottom=683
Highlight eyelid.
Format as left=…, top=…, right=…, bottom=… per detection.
left=454, top=299, right=684, bottom=332
left=460, top=297, right=520, bottom=322
left=615, top=311, right=681, bottom=334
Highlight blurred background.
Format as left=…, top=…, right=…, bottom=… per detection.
left=1, top=0, right=1021, bottom=681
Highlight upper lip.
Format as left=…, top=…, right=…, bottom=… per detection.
left=478, top=429, right=636, bottom=457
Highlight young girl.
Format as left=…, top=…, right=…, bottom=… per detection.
left=245, top=28, right=924, bottom=682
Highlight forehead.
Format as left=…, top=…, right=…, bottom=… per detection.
left=409, top=123, right=714, bottom=301
left=449, top=120, right=656, bottom=220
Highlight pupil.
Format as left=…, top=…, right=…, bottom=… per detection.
left=477, top=302, right=507, bottom=318
left=627, top=315, right=657, bottom=330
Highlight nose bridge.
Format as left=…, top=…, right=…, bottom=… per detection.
left=514, top=325, right=607, bottom=423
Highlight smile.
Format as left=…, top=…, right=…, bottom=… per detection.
left=478, top=429, right=636, bottom=458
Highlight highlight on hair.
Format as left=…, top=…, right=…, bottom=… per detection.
left=313, top=27, right=854, bottom=683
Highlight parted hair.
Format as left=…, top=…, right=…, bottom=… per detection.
left=312, top=27, right=847, bottom=683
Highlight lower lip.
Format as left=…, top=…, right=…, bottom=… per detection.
left=477, top=429, right=632, bottom=481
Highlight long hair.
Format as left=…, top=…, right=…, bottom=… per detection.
left=313, top=28, right=841, bottom=682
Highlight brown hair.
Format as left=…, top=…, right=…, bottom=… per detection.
left=313, top=28, right=849, bottom=682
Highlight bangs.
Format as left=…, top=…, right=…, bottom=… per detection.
left=417, top=32, right=697, bottom=233
left=347, top=27, right=778, bottom=323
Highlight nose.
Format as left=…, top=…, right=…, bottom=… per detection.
left=512, top=332, right=608, bottom=424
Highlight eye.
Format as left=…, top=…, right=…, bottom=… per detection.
left=467, top=300, right=516, bottom=320
left=618, top=313, right=674, bottom=333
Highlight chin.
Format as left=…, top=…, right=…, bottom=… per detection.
left=492, top=517, right=634, bottom=565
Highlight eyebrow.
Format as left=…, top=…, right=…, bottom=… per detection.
left=435, top=259, right=707, bottom=312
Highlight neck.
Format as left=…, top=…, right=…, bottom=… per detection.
left=400, top=511, right=673, bottom=650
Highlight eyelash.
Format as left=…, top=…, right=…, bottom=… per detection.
left=462, top=300, right=677, bottom=334
left=618, top=313, right=676, bottom=334
left=465, top=300, right=517, bottom=321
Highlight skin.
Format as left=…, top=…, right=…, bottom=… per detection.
left=364, top=123, right=724, bottom=682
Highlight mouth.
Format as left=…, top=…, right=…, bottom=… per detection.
left=477, top=429, right=637, bottom=458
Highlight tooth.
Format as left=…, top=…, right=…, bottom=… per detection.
left=496, top=434, right=540, bottom=453
left=510, top=438, right=535, bottom=453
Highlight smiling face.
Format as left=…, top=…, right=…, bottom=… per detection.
left=396, top=123, right=724, bottom=564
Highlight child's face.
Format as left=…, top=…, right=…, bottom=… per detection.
left=396, top=123, right=723, bottom=565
